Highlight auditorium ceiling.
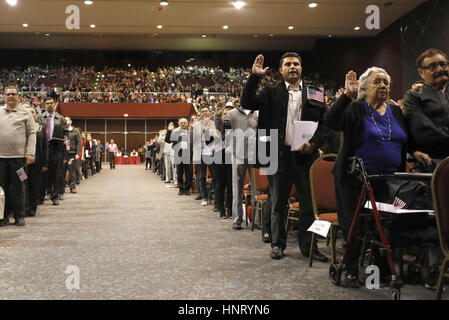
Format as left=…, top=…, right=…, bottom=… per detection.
left=0, top=0, right=427, bottom=50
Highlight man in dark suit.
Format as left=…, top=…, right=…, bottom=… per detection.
left=241, top=52, right=329, bottom=260
left=38, top=97, right=67, bottom=206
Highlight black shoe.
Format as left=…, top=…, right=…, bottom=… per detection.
left=263, top=233, right=272, bottom=243
left=213, top=206, right=219, bottom=212
left=253, top=224, right=261, bottom=230
left=303, top=247, right=329, bottom=263
left=52, top=199, right=60, bottom=206
left=195, top=195, right=202, bottom=200
left=37, top=199, right=44, bottom=205
left=184, top=191, right=190, bottom=195
left=15, top=218, right=25, bottom=226
left=27, top=209, right=36, bottom=217
left=178, top=190, right=184, bottom=195
left=232, top=223, right=242, bottom=230
left=270, top=247, right=284, bottom=259
left=44, top=194, right=51, bottom=201
left=0, top=218, right=10, bottom=226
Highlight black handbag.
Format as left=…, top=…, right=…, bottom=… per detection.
left=383, top=179, right=433, bottom=210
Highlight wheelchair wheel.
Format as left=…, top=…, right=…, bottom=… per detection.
left=329, top=263, right=342, bottom=286
left=391, top=288, right=401, bottom=300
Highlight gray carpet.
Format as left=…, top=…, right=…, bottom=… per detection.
left=0, top=165, right=440, bottom=300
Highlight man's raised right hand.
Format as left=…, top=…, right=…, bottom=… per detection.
left=252, top=54, right=269, bottom=77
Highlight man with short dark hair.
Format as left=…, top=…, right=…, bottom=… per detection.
left=38, top=97, right=67, bottom=206
left=403, top=48, right=449, bottom=161
left=241, top=52, right=329, bottom=260
left=0, top=86, right=36, bottom=226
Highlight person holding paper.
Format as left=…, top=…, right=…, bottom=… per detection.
left=324, top=68, right=430, bottom=287
left=37, top=96, right=67, bottom=206
left=106, top=139, right=118, bottom=169
left=241, top=52, right=329, bottom=260
left=0, top=85, right=36, bottom=226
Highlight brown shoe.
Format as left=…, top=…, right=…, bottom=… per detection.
left=70, top=188, right=77, bottom=194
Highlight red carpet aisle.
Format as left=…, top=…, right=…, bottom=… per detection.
left=0, top=165, right=436, bottom=299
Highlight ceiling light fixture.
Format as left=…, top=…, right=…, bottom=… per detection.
left=160, top=1, right=168, bottom=5
left=354, top=26, right=360, bottom=31
left=6, top=0, right=18, bottom=6
left=288, top=26, right=294, bottom=30
left=308, top=2, right=318, bottom=8
left=84, top=1, right=93, bottom=5
left=22, top=23, right=29, bottom=28
left=90, top=24, right=96, bottom=28
left=45, top=33, right=50, bottom=36
left=233, top=1, right=245, bottom=9
left=222, top=25, right=229, bottom=30
left=202, top=35, right=207, bottom=38
left=157, top=25, right=163, bottom=29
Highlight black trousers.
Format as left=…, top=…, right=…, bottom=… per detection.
left=270, top=151, right=316, bottom=254
left=26, top=161, right=43, bottom=215
left=60, top=162, right=67, bottom=194
left=109, top=152, right=116, bottom=169
left=0, top=158, right=26, bottom=220
left=215, top=163, right=232, bottom=216
left=45, top=143, right=63, bottom=200
left=67, top=155, right=78, bottom=189
left=145, top=158, right=151, bottom=169
left=262, top=175, right=273, bottom=236
left=95, top=160, right=100, bottom=172
left=177, top=163, right=192, bottom=193
left=88, top=157, right=95, bottom=176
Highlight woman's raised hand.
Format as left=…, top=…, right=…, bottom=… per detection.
left=344, top=70, right=358, bottom=97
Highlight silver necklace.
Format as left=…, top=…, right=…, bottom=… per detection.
left=368, top=104, right=391, bottom=141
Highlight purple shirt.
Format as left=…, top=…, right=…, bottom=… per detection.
left=46, top=112, right=55, bottom=141
left=106, top=143, right=118, bottom=153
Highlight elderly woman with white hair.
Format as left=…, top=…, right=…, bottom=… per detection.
left=324, top=67, right=430, bottom=287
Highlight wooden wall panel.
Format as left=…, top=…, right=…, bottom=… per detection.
left=107, top=119, right=125, bottom=132
left=127, top=119, right=145, bottom=132
left=86, top=119, right=105, bottom=132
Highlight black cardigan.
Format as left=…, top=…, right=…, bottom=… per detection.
left=324, top=94, right=416, bottom=182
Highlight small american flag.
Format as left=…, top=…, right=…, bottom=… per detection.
left=16, top=167, right=28, bottom=182
left=307, top=87, right=324, bottom=103
left=393, top=196, right=406, bottom=209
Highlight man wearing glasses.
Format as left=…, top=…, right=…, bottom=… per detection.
left=0, top=85, right=36, bottom=226
left=404, top=48, right=449, bottom=162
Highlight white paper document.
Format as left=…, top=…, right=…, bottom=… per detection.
left=291, top=121, right=318, bottom=151
left=307, top=220, right=332, bottom=237
left=364, top=201, right=434, bottom=215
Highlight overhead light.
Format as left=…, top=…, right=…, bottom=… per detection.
left=288, top=26, right=294, bottom=30
left=328, top=34, right=332, bottom=37
left=6, top=0, right=18, bottom=6
left=22, top=23, right=29, bottom=28
left=222, top=25, right=229, bottom=30
left=233, top=1, right=245, bottom=9
left=269, top=34, right=274, bottom=37
left=84, top=0, right=93, bottom=5
left=45, top=33, right=50, bottom=36
left=128, top=63, right=131, bottom=67
left=308, top=2, right=318, bottom=8
left=90, top=24, right=96, bottom=28
left=354, top=26, right=360, bottom=31
left=157, top=25, right=163, bottom=29
left=253, top=35, right=258, bottom=38
left=124, top=114, right=128, bottom=118
left=201, top=34, right=206, bottom=38
left=160, top=1, right=168, bottom=5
